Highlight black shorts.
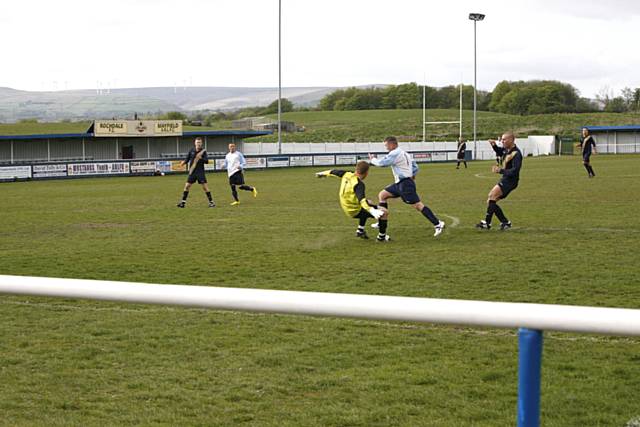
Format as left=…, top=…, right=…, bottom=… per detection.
left=229, top=171, right=245, bottom=186
left=353, top=207, right=376, bottom=220
left=497, top=179, right=518, bottom=199
left=457, top=152, right=465, bottom=160
left=187, top=171, right=207, bottom=184
left=385, top=178, right=420, bottom=204
left=583, top=153, right=591, bottom=163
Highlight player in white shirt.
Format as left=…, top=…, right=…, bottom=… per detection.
left=223, top=143, right=257, bottom=206
left=369, top=136, right=445, bottom=239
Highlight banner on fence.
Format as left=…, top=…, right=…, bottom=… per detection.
left=0, top=165, right=31, bottom=179
left=130, top=161, right=157, bottom=173
left=335, top=155, right=357, bottom=165
left=245, top=157, right=267, bottom=169
left=170, top=161, right=186, bottom=172
left=431, top=152, right=447, bottom=162
left=67, top=162, right=130, bottom=176
left=313, top=155, right=335, bottom=166
left=413, top=153, right=432, bottom=163
left=32, top=164, right=67, bottom=178
left=289, top=156, right=313, bottom=167
left=267, top=156, right=289, bottom=168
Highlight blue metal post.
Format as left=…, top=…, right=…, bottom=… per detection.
left=517, top=328, right=543, bottom=427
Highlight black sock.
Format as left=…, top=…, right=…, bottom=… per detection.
left=486, top=201, right=497, bottom=224
left=583, top=164, right=591, bottom=176
left=588, top=165, right=595, bottom=176
left=456, top=161, right=460, bottom=168
left=378, top=219, right=388, bottom=234
left=421, top=206, right=439, bottom=226
left=239, top=185, right=253, bottom=191
left=464, top=161, right=467, bottom=168
left=206, top=192, right=213, bottom=202
left=182, top=191, right=189, bottom=201
left=494, top=203, right=508, bottom=224
left=379, top=201, right=388, bottom=209
left=358, top=216, right=367, bottom=227
left=231, top=185, right=238, bottom=201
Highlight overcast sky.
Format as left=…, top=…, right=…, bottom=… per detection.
left=2, top=0, right=639, bottom=98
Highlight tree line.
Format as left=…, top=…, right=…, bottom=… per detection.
left=316, top=81, right=640, bottom=115
left=158, top=80, right=640, bottom=125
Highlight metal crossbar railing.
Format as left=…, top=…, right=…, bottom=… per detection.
left=2, top=274, right=639, bottom=426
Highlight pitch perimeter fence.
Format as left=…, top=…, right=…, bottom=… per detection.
left=1, top=274, right=639, bottom=427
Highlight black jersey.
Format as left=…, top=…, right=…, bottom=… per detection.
left=579, top=135, right=596, bottom=156
left=184, top=148, right=209, bottom=174
left=492, top=144, right=523, bottom=182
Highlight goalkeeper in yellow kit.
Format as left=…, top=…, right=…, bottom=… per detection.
left=316, top=160, right=389, bottom=241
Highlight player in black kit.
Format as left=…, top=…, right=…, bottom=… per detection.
left=176, top=137, right=216, bottom=208
left=476, top=131, right=522, bottom=230
left=578, top=127, right=597, bottom=178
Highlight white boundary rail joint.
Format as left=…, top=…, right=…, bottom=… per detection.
left=2, top=275, right=640, bottom=427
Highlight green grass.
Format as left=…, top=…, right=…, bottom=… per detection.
left=1, top=155, right=640, bottom=426
left=2, top=109, right=640, bottom=143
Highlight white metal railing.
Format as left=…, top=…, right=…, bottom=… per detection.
left=1, top=275, right=639, bottom=336
left=2, top=274, right=639, bottom=427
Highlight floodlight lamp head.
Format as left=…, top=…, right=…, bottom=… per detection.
left=469, top=13, right=485, bottom=21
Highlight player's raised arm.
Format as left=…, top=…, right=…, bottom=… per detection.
left=315, top=170, right=346, bottom=178
left=490, top=139, right=505, bottom=156
left=370, top=151, right=397, bottom=167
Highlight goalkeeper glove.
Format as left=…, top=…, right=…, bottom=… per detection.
left=368, top=207, right=384, bottom=220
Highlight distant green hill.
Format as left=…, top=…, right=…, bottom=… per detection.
left=206, top=109, right=640, bottom=142
left=1, top=109, right=639, bottom=141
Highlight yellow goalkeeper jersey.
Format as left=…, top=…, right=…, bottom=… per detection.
left=320, top=169, right=371, bottom=217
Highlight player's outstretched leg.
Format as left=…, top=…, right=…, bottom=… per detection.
left=413, top=201, right=445, bottom=237
left=493, top=202, right=511, bottom=230
left=239, top=184, right=257, bottom=198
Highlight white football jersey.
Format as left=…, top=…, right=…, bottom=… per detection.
left=224, top=151, right=246, bottom=177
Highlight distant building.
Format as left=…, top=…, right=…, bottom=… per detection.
left=232, top=116, right=298, bottom=132
left=0, top=120, right=271, bottom=164
left=583, top=125, right=640, bottom=154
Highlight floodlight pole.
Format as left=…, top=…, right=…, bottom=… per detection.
left=277, top=0, right=282, bottom=154
left=469, top=13, right=485, bottom=160
left=422, top=80, right=426, bottom=143
left=459, top=82, right=463, bottom=140
left=473, top=19, right=477, bottom=158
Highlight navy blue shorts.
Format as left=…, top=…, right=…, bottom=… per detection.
left=385, top=178, right=420, bottom=204
left=187, top=171, right=207, bottom=184
left=229, top=171, right=245, bottom=185
left=498, top=179, right=518, bottom=199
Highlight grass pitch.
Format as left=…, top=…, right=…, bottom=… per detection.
left=1, top=155, right=640, bottom=426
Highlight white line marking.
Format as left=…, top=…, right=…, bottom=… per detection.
left=474, top=173, right=493, bottom=179
left=442, top=214, right=460, bottom=228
